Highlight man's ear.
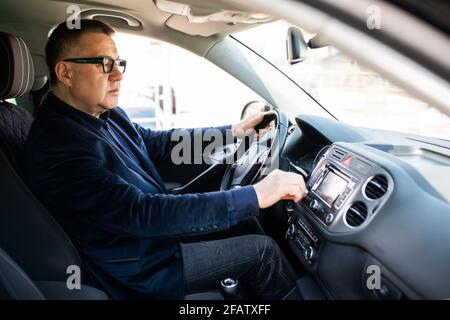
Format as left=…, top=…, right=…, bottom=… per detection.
left=54, top=61, right=73, bottom=87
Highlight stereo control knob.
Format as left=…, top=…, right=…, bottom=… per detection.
left=309, top=199, right=321, bottom=211
left=305, top=246, right=315, bottom=261
left=325, top=213, right=334, bottom=224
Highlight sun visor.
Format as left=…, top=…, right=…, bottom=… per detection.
left=155, top=0, right=273, bottom=36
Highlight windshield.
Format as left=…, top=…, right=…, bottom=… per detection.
left=234, top=20, right=450, bottom=140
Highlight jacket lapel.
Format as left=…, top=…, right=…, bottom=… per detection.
left=97, top=128, right=167, bottom=194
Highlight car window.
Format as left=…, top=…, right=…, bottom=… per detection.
left=114, top=33, right=262, bottom=129
left=5, top=98, right=17, bottom=105
left=234, top=20, right=450, bottom=140
left=6, top=95, right=34, bottom=114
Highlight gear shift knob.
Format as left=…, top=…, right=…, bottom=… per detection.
left=220, top=278, right=239, bottom=300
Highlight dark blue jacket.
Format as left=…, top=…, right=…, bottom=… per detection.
left=24, top=92, right=259, bottom=299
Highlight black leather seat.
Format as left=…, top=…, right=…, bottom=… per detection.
left=0, top=32, right=35, bottom=177
left=0, top=31, right=105, bottom=298
left=0, top=247, right=107, bottom=300
left=0, top=247, right=44, bottom=299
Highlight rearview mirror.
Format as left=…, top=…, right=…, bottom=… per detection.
left=286, top=27, right=308, bottom=65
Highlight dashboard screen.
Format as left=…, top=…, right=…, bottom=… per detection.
left=315, top=171, right=348, bottom=206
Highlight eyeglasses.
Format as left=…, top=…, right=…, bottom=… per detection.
left=62, top=57, right=127, bottom=74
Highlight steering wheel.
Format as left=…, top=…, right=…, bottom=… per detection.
left=220, top=109, right=289, bottom=191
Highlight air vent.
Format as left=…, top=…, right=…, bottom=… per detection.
left=331, top=148, right=346, bottom=161
left=364, top=175, right=388, bottom=200
left=345, top=202, right=368, bottom=227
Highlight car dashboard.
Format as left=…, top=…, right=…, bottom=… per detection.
left=279, top=115, right=450, bottom=300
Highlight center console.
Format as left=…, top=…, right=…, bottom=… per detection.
left=303, top=162, right=358, bottom=226
left=286, top=144, right=393, bottom=266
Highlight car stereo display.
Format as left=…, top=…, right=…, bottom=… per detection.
left=315, top=171, right=348, bottom=206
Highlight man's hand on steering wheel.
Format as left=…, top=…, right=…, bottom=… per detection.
left=231, top=112, right=275, bottom=139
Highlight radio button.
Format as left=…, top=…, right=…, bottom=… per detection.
left=312, top=169, right=324, bottom=183
left=334, top=197, right=344, bottom=207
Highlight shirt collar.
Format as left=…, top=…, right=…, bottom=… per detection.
left=45, top=91, right=111, bottom=130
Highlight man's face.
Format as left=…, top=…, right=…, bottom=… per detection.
left=64, top=32, right=123, bottom=115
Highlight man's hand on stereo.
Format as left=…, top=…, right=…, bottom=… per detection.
left=253, top=169, right=307, bottom=209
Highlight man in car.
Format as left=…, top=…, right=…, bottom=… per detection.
left=24, top=19, right=307, bottom=299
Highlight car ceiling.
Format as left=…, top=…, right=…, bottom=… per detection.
left=0, top=0, right=266, bottom=57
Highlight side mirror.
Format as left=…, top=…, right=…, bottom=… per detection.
left=240, top=101, right=273, bottom=120
left=286, top=27, right=308, bottom=65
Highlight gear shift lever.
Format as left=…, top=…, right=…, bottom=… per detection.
left=220, top=278, right=239, bottom=300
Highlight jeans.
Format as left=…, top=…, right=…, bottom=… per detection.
left=181, top=234, right=299, bottom=300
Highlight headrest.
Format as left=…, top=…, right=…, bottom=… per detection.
left=31, top=54, right=49, bottom=92
left=0, top=32, right=35, bottom=100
